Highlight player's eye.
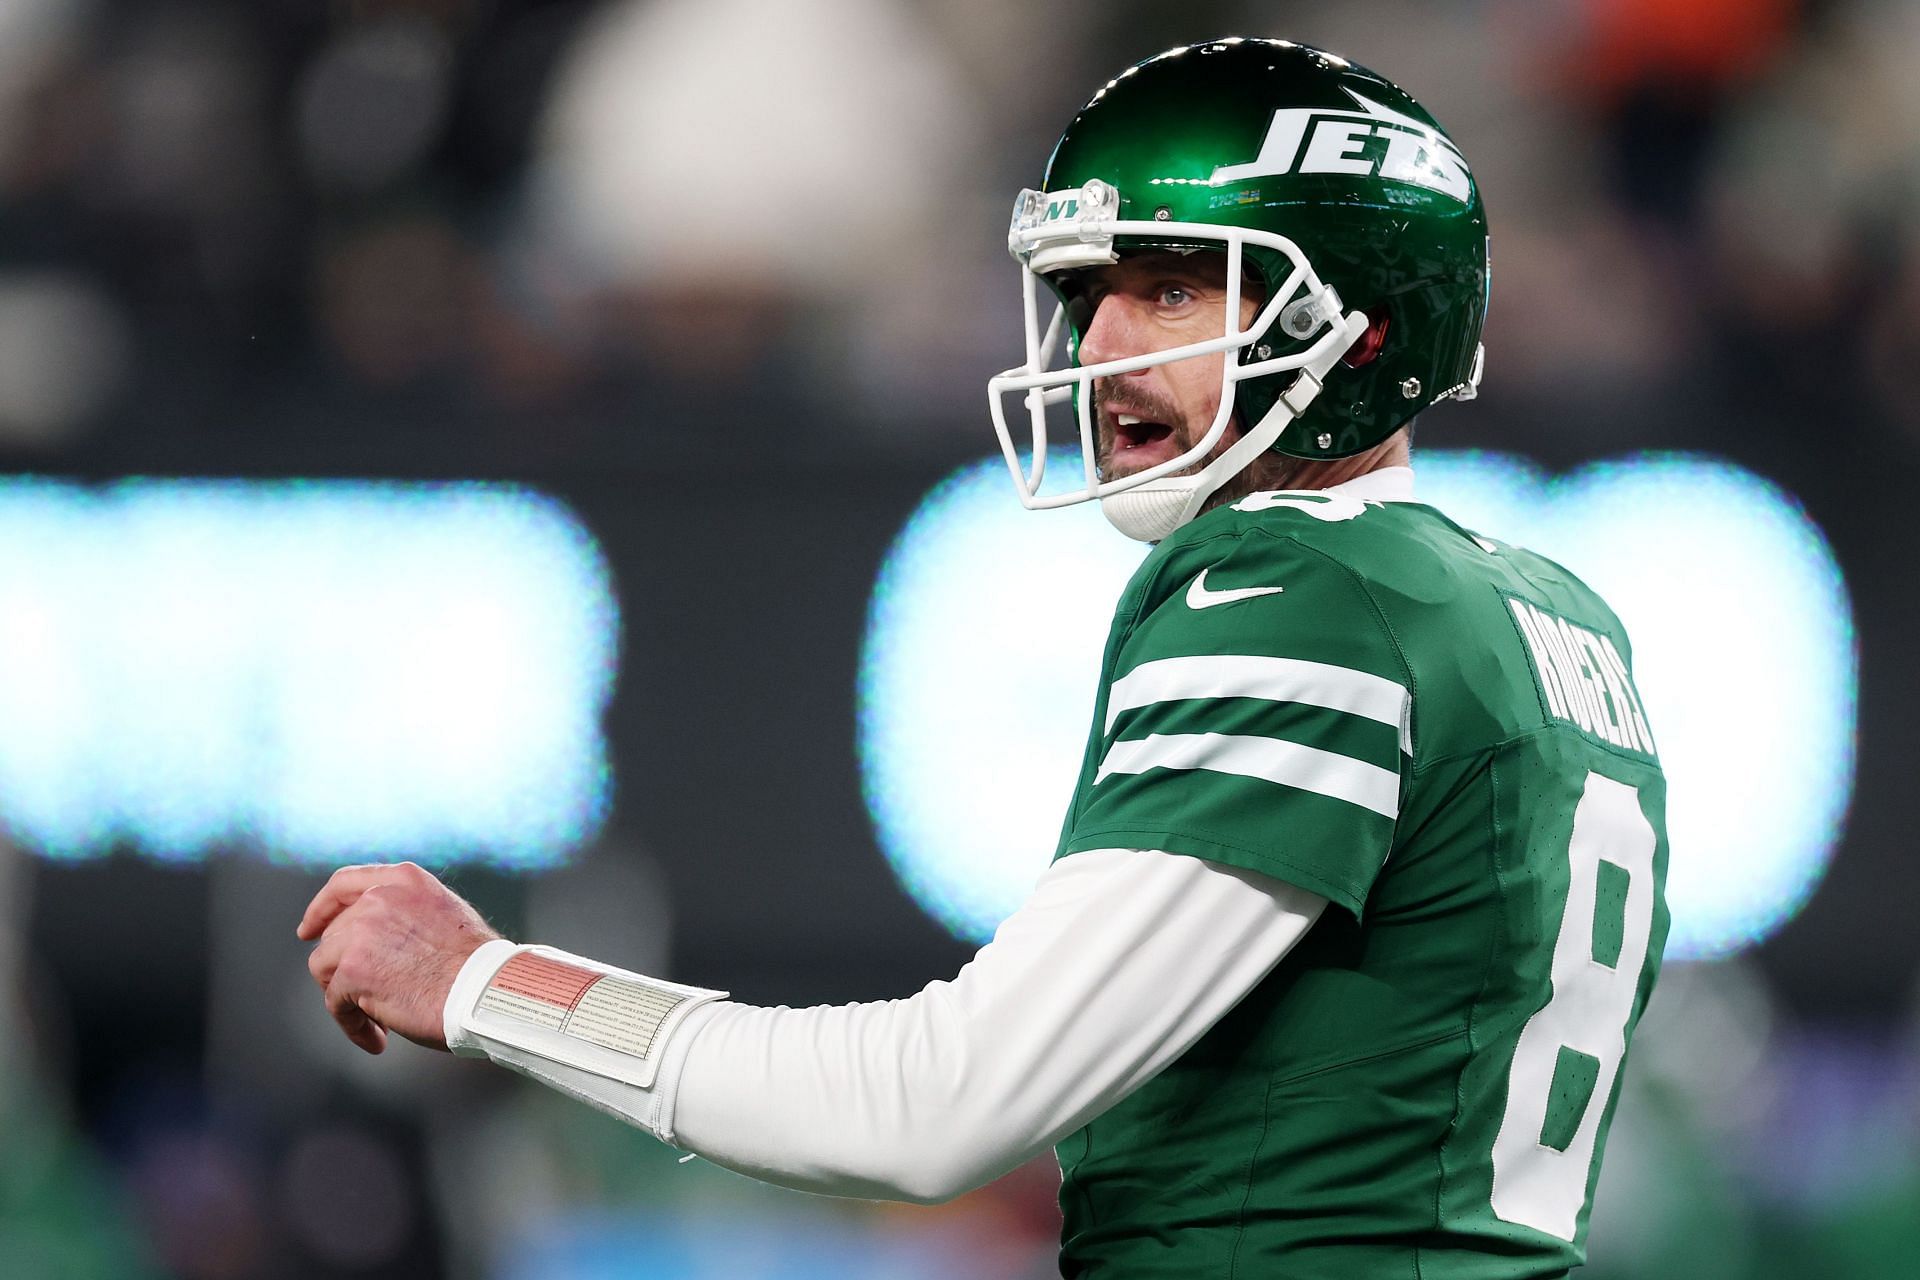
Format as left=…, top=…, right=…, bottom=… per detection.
left=1156, top=284, right=1193, bottom=308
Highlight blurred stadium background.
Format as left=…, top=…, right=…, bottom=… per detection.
left=0, top=0, right=1915, bottom=1276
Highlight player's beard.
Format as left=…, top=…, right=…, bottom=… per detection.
left=1091, top=381, right=1205, bottom=483
left=1093, top=381, right=1313, bottom=508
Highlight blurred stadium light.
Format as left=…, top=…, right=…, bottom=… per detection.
left=860, top=450, right=1855, bottom=961
left=0, top=480, right=616, bottom=865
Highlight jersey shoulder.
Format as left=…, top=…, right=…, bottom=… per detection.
left=1142, top=487, right=1509, bottom=652
left=1465, top=532, right=1636, bottom=652
left=1114, top=492, right=1412, bottom=687
left=1162, top=485, right=1636, bottom=649
left=1147, top=490, right=1658, bottom=766
left=1073, top=497, right=1416, bottom=913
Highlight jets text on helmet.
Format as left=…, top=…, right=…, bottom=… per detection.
left=1210, top=88, right=1472, bottom=203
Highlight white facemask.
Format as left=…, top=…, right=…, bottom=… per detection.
left=987, top=180, right=1368, bottom=543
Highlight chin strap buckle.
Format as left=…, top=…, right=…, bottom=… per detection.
left=1278, top=367, right=1326, bottom=417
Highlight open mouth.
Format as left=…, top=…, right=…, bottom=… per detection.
left=1103, top=409, right=1181, bottom=477
left=1113, top=413, right=1174, bottom=454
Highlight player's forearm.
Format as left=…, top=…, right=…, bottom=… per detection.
left=445, top=848, right=1326, bottom=1203
left=669, top=993, right=1027, bottom=1203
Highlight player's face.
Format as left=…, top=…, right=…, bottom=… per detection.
left=1077, top=252, right=1264, bottom=482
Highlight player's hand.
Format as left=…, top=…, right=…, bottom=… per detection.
left=296, top=862, right=503, bottom=1055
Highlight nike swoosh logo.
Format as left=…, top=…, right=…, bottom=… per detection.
left=1185, top=569, right=1286, bottom=609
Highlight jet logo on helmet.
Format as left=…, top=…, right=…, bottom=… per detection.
left=1210, top=88, right=1473, bottom=204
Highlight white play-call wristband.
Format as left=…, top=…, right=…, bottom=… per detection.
left=447, top=941, right=726, bottom=1090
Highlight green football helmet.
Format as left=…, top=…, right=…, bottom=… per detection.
left=988, top=38, right=1490, bottom=541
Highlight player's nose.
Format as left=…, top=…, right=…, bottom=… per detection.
left=1077, top=293, right=1151, bottom=369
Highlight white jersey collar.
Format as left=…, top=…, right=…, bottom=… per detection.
left=1323, top=465, right=1415, bottom=503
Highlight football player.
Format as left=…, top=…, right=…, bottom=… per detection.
left=300, top=40, right=1668, bottom=1277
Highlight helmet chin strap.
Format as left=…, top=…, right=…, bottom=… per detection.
left=1099, top=309, right=1368, bottom=544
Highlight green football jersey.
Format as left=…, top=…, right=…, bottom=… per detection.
left=1052, top=485, right=1670, bottom=1278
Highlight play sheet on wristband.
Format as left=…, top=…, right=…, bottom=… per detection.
left=463, top=946, right=726, bottom=1090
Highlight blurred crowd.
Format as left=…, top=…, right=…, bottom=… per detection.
left=0, top=0, right=1917, bottom=471
left=2, top=0, right=1919, bottom=1277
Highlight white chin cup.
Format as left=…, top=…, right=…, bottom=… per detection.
left=1100, top=477, right=1204, bottom=543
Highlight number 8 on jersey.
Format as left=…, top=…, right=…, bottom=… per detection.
left=1491, top=772, right=1659, bottom=1240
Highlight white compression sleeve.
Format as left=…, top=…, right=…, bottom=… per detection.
left=446, top=847, right=1325, bottom=1203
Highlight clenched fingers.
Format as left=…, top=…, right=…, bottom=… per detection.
left=309, top=889, right=393, bottom=1054
left=325, top=977, right=389, bottom=1054
left=304, top=885, right=386, bottom=991
left=296, top=861, right=431, bottom=941
left=297, top=864, right=501, bottom=1053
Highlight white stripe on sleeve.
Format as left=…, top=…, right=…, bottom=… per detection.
left=1105, top=654, right=1409, bottom=747
left=1095, top=731, right=1402, bottom=817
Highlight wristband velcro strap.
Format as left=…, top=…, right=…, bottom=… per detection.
left=454, top=943, right=726, bottom=1090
